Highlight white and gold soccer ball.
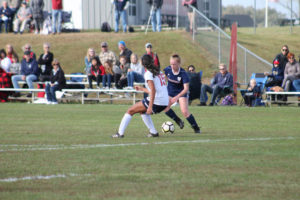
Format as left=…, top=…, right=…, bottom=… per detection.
left=161, top=121, right=175, bottom=134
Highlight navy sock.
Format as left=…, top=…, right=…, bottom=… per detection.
left=186, top=114, right=199, bottom=129
left=165, top=109, right=181, bottom=122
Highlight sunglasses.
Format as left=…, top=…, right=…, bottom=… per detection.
left=219, top=68, right=225, bottom=70
left=282, top=49, right=288, bottom=52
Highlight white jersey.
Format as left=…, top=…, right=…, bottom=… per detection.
left=144, top=70, right=169, bottom=106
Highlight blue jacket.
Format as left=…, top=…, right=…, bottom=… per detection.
left=114, top=0, right=129, bottom=11
left=270, top=66, right=284, bottom=81
left=0, top=6, right=12, bottom=18
left=211, top=72, right=233, bottom=89
left=21, top=58, right=40, bottom=77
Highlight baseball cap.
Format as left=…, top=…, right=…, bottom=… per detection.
left=118, top=41, right=126, bottom=47
left=101, top=42, right=108, bottom=47
left=145, top=43, right=152, bottom=48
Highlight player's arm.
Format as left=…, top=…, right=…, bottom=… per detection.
left=135, top=86, right=149, bottom=93
left=147, top=80, right=156, bottom=114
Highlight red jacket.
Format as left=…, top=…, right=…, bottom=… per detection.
left=91, top=65, right=105, bottom=77
left=52, top=0, right=63, bottom=10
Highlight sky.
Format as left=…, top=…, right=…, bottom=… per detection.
left=222, top=0, right=299, bottom=17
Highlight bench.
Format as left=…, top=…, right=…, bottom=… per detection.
left=265, top=91, right=300, bottom=106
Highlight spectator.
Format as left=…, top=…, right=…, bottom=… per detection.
left=0, top=67, right=13, bottom=102
left=13, top=1, right=32, bottom=34
left=45, top=59, right=66, bottom=104
left=113, top=55, right=129, bottom=89
left=126, top=53, right=145, bottom=89
left=0, top=1, right=12, bottom=33
left=146, top=0, right=163, bottom=32
left=112, top=0, right=129, bottom=33
left=30, top=0, right=44, bottom=34
left=145, top=42, right=160, bottom=67
left=88, top=57, right=103, bottom=89
left=274, top=45, right=289, bottom=71
left=6, top=44, right=19, bottom=63
left=99, top=41, right=117, bottom=67
left=264, top=59, right=284, bottom=88
left=103, top=60, right=114, bottom=89
left=199, top=63, right=233, bottom=106
left=243, top=79, right=261, bottom=107
left=22, top=43, right=36, bottom=60
left=51, top=0, right=62, bottom=34
left=37, top=42, right=53, bottom=81
left=0, top=49, right=12, bottom=73
left=182, top=0, right=197, bottom=33
left=281, top=52, right=300, bottom=91
left=186, top=65, right=201, bottom=105
left=7, top=0, right=22, bottom=32
left=118, top=40, right=132, bottom=64
left=84, top=48, right=99, bottom=78
left=11, top=50, right=39, bottom=97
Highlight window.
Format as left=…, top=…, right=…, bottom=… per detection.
left=129, top=0, right=136, bottom=16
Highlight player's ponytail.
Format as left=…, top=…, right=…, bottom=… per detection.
left=142, top=54, right=160, bottom=76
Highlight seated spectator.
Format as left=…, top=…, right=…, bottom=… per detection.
left=243, top=79, right=261, bottom=107
left=103, top=60, right=114, bottom=89
left=264, top=59, right=284, bottom=88
left=126, top=53, right=144, bottom=89
left=99, top=42, right=117, bottom=67
left=0, top=67, right=13, bottom=102
left=7, top=0, right=22, bottom=32
left=0, top=49, right=12, bottom=72
left=273, top=45, right=289, bottom=72
left=22, top=43, right=36, bottom=60
left=30, top=0, right=44, bottom=34
left=88, top=57, right=104, bottom=89
left=0, top=1, right=12, bottom=33
left=145, top=42, right=160, bottom=67
left=11, top=50, right=39, bottom=97
left=13, top=1, right=32, bottom=34
left=45, top=59, right=66, bottom=104
left=118, top=41, right=132, bottom=64
left=199, top=63, right=233, bottom=106
left=113, top=55, right=129, bottom=89
left=281, top=52, right=300, bottom=91
left=84, top=48, right=99, bottom=77
left=6, top=44, right=19, bottom=63
left=186, top=65, right=201, bottom=105
left=37, top=42, right=53, bottom=81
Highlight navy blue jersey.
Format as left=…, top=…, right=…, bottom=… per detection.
left=164, top=66, right=190, bottom=97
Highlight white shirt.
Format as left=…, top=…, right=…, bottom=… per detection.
left=130, top=62, right=144, bottom=75
left=0, top=57, right=12, bottom=72
left=144, top=70, right=169, bottom=106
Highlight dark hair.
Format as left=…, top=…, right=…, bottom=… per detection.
left=0, top=49, right=6, bottom=58
left=187, top=65, right=195, bottom=71
left=142, top=54, right=160, bottom=76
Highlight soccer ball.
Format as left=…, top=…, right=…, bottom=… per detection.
left=161, top=121, right=175, bottom=134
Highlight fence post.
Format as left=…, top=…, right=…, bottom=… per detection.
left=192, top=7, right=195, bottom=41
left=176, top=0, right=179, bottom=30
left=244, top=49, right=247, bottom=84
left=230, top=23, right=238, bottom=104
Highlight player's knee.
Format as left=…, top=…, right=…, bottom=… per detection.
left=182, top=110, right=190, bottom=118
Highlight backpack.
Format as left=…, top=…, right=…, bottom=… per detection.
left=101, top=22, right=111, bottom=32
left=221, top=94, right=234, bottom=106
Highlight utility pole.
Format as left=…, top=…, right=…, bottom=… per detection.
left=265, top=0, right=268, bottom=28
left=254, top=0, right=256, bottom=34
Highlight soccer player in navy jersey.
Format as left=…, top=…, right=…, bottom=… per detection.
left=163, top=54, right=200, bottom=133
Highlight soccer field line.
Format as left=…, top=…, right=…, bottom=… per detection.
left=0, top=136, right=296, bottom=152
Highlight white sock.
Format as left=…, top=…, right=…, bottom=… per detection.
left=141, top=114, right=157, bottom=134
left=118, top=113, right=132, bottom=135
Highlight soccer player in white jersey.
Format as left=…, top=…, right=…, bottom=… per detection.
left=112, top=54, right=169, bottom=138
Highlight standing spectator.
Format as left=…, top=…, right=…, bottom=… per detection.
left=199, top=63, right=233, bottom=106
left=274, top=45, right=289, bottom=71
left=11, top=51, right=39, bottom=97
left=37, top=42, right=53, bottom=81
left=45, top=59, right=66, bottom=104
left=84, top=48, right=99, bottom=78
left=22, top=44, right=36, bottom=60
left=118, top=40, right=132, bottom=64
left=13, top=1, right=32, bottom=34
left=88, top=57, right=103, bottom=89
left=0, top=1, right=12, bottom=33
left=145, top=42, right=160, bottom=67
left=182, top=0, right=197, bottom=33
left=6, top=44, right=19, bottom=63
left=281, top=53, right=300, bottom=91
left=0, top=49, right=12, bottom=73
left=186, top=65, right=202, bottom=105
left=113, top=0, right=129, bottom=33
left=126, top=53, right=144, bottom=89
left=51, top=0, right=62, bottom=34
left=99, top=41, right=117, bottom=67
left=30, top=0, right=44, bottom=34
left=147, top=0, right=163, bottom=32
left=103, top=60, right=114, bottom=89
left=7, top=0, right=21, bottom=31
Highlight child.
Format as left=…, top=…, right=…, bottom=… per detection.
left=243, top=79, right=260, bottom=107
left=88, top=57, right=104, bottom=89
left=103, top=60, right=114, bottom=89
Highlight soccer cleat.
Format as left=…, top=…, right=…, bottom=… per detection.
left=193, top=126, right=201, bottom=134
left=175, top=119, right=184, bottom=129
left=112, top=133, right=124, bottom=138
left=147, top=133, right=159, bottom=137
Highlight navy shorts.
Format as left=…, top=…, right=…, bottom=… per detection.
left=168, top=92, right=189, bottom=98
left=142, top=98, right=167, bottom=114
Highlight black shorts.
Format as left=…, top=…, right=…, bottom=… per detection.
left=142, top=98, right=167, bottom=114
left=185, top=2, right=197, bottom=13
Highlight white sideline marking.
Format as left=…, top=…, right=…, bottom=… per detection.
left=0, top=173, right=91, bottom=183
left=0, top=137, right=296, bottom=152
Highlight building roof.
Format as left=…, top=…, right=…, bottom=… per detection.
left=223, top=14, right=254, bottom=27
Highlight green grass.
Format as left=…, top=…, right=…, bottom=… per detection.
left=0, top=104, right=299, bottom=200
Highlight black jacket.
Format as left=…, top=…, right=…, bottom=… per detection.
left=147, top=0, right=163, bottom=9
left=38, top=52, right=54, bottom=76
left=50, top=67, right=66, bottom=90
left=273, top=53, right=288, bottom=72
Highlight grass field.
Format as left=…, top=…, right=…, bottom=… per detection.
left=0, top=103, right=299, bottom=200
